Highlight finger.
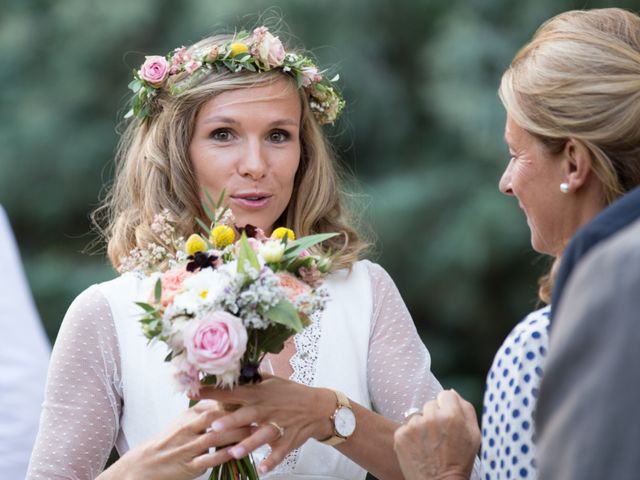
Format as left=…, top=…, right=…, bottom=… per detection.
left=210, top=405, right=262, bottom=433
left=189, top=405, right=228, bottom=434
left=459, top=397, right=479, bottom=424
left=191, top=428, right=253, bottom=455
left=402, top=407, right=423, bottom=423
left=406, top=412, right=426, bottom=430
left=258, top=441, right=292, bottom=475
left=228, top=424, right=281, bottom=460
left=422, top=398, right=439, bottom=418
left=190, top=446, right=234, bottom=472
left=197, top=385, right=253, bottom=405
left=191, top=399, right=221, bottom=414
left=436, top=389, right=466, bottom=415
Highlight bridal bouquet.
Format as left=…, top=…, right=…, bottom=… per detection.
left=127, top=193, right=335, bottom=479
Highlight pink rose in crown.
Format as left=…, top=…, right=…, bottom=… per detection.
left=170, top=46, right=190, bottom=74
left=301, top=66, right=322, bottom=87
left=183, top=312, right=248, bottom=376
left=251, top=27, right=286, bottom=69
left=157, top=267, right=192, bottom=307
left=277, top=271, right=312, bottom=303
left=184, top=59, right=202, bottom=74
left=139, top=55, right=169, bottom=86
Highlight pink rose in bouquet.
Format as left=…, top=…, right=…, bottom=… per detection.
left=276, top=271, right=312, bottom=303
left=157, top=267, right=191, bottom=307
left=183, top=312, right=248, bottom=377
left=251, top=26, right=286, bottom=69
left=139, top=55, right=169, bottom=86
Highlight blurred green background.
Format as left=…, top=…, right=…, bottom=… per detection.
left=2, top=0, right=637, bottom=413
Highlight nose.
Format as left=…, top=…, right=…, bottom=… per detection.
left=499, top=160, right=514, bottom=196
left=238, top=138, right=267, bottom=180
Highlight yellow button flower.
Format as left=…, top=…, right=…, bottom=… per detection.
left=185, top=233, right=207, bottom=256
left=210, top=224, right=235, bottom=248
left=271, top=227, right=295, bottom=242
left=229, top=42, right=249, bottom=57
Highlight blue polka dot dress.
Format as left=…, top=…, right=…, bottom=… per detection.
left=481, top=305, right=550, bottom=479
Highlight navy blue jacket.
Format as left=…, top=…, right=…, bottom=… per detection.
left=551, top=186, right=640, bottom=318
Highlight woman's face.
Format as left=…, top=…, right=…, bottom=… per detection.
left=499, top=115, right=569, bottom=256
left=190, top=77, right=302, bottom=235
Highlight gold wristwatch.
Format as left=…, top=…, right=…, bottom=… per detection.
left=320, top=389, right=356, bottom=446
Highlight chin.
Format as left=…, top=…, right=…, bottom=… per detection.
left=530, top=235, right=557, bottom=257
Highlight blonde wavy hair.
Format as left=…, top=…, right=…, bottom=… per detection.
left=93, top=34, right=368, bottom=271
left=499, top=8, right=640, bottom=303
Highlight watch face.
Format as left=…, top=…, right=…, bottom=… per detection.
left=335, top=407, right=356, bottom=437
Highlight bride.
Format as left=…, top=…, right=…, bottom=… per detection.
left=27, top=24, right=473, bottom=480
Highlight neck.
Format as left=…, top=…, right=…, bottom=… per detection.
left=559, top=178, right=608, bottom=255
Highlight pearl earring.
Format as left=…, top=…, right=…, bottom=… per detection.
left=560, top=183, right=570, bottom=194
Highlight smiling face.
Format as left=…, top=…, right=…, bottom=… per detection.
left=189, top=77, right=302, bottom=234
left=499, top=115, right=569, bottom=256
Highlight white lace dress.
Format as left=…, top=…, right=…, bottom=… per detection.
left=27, top=260, right=471, bottom=479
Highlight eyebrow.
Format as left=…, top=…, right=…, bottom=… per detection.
left=201, top=115, right=299, bottom=127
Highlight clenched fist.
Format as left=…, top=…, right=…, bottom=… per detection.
left=393, top=389, right=481, bottom=480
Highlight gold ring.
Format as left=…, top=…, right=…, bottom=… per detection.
left=268, top=421, right=285, bottom=438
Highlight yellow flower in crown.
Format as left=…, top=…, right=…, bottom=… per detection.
left=210, top=225, right=235, bottom=248
left=185, top=234, right=207, bottom=256
left=271, top=227, right=295, bottom=242
left=229, top=42, right=249, bottom=57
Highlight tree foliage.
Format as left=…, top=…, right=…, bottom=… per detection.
left=2, top=0, right=636, bottom=408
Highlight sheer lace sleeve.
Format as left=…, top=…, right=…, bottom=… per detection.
left=366, top=262, right=483, bottom=480
left=27, top=286, right=122, bottom=480
left=365, top=261, right=442, bottom=422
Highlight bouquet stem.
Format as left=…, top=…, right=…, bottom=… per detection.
left=209, top=455, right=258, bottom=480
left=207, top=401, right=260, bottom=479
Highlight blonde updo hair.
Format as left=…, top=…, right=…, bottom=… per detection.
left=94, top=33, right=367, bottom=271
left=498, top=8, right=640, bottom=302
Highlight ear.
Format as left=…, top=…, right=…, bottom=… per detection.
left=561, top=139, right=593, bottom=191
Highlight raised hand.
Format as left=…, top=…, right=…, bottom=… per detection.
left=194, top=374, right=336, bottom=475
left=97, top=400, right=252, bottom=480
left=393, top=389, right=481, bottom=480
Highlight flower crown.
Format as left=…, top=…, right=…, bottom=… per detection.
left=126, top=27, right=345, bottom=125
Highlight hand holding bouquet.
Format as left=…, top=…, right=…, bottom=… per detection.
left=128, top=192, right=336, bottom=479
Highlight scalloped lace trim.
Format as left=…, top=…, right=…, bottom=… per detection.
left=262, top=311, right=322, bottom=474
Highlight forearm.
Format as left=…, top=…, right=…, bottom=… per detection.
left=96, top=461, right=126, bottom=480
left=95, top=452, right=143, bottom=480
left=336, top=401, right=404, bottom=480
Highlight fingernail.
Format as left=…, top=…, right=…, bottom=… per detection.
left=211, top=420, right=225, bottom=432
left=229, top=446, right=245, bottom=459
left=259, top=464, right=269, bottom=474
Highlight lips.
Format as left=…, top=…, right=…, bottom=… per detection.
left=230, top=192, right=273, bottom=209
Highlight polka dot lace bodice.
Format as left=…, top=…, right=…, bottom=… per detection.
left=481, top=306, right=551, bottom=480
left=27, top=260, right=447, bottom=479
